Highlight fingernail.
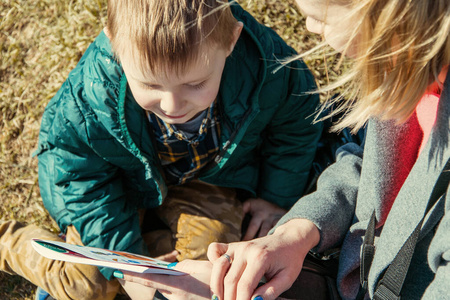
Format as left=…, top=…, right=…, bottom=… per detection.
left=253, top=296, right=263, bottom=300
left=211, top=295, right=219, bottom=300
left=167, top=262, right=178, bottom=269
left=113, top=270, right=124, bottom=279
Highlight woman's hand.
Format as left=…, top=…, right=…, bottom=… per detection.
left=117, top=259, right=213, bottom=300
left=208, top=218, right=320, bottom=300
left=242, top=198, right=287, bottom=241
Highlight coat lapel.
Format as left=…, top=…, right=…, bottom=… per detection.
left=368, top=72, right=450, bottom=290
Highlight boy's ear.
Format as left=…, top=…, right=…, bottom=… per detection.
left=227, top=21, right=244, bottom=56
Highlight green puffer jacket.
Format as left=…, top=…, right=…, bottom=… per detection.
left=35, top=4, right=322, bottom=279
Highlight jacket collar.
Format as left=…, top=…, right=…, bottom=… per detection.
left=368, top=68, right=450, bottom=292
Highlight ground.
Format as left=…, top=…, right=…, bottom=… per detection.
left=0, top=0, right=340, bottom=298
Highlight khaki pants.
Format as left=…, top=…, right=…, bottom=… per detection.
left=0, top=221, right=120, bottom=300
left=0, top=180, right=243, bottom=299
left=144, top=179, right=243, bottom=261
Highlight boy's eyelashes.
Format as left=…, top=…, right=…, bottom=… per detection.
left=139, top=81, right=207, bottom=91
left=140, top=83, right=161, bottom=90
left=187, top=81, right=207, bottom=90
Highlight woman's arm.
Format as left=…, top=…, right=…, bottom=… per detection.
left=207, top=142, right=364, bottom=300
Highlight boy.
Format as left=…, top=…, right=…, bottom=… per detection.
left=0, top=0, right=321, bottom=299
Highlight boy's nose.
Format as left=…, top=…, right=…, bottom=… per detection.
left=160, top=92, right=183, bottom=114
left=305, top=17, right=324, bottom=35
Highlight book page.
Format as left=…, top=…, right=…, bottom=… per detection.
left=31, top=239, right=184, bottom=275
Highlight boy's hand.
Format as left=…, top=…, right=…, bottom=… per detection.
left=242, top=198, right=287, bottom=241
left=118, top=250, right=179, bottom=299
left=117, top=260, right=213, bottom=300
left=155, top=250, right=178, bottom=263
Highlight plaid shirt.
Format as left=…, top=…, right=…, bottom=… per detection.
left=148, top=101, right=221, bottom=185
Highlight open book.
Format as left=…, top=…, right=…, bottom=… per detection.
left=31, top=239, right=184, bottom=275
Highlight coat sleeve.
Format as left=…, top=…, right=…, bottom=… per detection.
left=423, top=184, right=450, bottom=298
left=271, top=142, right=364, bottom=251
left=36, top=81, right=148, bottom=280
left=257, top=58, right=323, bottom=209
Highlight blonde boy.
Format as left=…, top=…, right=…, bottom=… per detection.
left=0, top=1, right=321, bottom=299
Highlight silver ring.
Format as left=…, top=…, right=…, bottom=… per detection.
left=222, top=253, right=233, bottom=264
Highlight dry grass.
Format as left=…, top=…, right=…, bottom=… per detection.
left=0, top=0, right=338, bottom=298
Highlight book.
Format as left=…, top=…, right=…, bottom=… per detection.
left=31, top=239, right=185, bottom=275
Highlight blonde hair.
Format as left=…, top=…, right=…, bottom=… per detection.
left=313, top=0, right=450, bottom=132
left=106, top=0, right=238, bottom=76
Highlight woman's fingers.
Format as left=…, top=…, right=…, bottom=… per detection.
left=222, top=254, right=245, bottom=300
left=210, top=250, right=234, bottom=300
left=208, top=243, right=233, bottom=299
left=252, top=271, right=299, bottom=300
left=234, top=258, right=266, bottom=300
left=215, top=242, right=269, bottom=300
left=207, top=242, right=230, bottom=262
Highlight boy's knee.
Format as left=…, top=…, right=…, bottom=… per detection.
left=46, top=262, right=120, bottom=300
left=175, top=213, right=240, bottom=260
left=152, top=180, right=244, bottom=260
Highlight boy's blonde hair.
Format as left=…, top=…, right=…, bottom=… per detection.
left=107, top=0, right=238, bottom=76
left=318, top=0, right=450, bottom=132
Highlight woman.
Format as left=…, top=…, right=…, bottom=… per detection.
left=117, top=0, right=450, bottom=299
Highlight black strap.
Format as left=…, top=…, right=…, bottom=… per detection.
left=373, top=216, right=425, bottom=300
left=356, top=211, right=376, bottom=300
left=357, top=158, right=450, bottom=300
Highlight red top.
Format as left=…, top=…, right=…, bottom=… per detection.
left=385, top=66, right=447, bottom=215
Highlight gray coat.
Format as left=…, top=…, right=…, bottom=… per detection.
left=276, top=71, right=450, bottom=299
